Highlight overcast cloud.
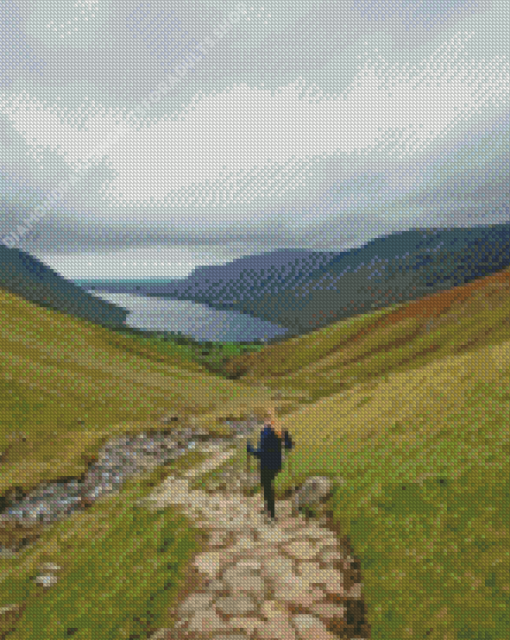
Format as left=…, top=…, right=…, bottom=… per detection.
left=0, top=0, right=508, bottom=279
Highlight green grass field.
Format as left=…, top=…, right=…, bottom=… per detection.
left=0, top=274, right=509, bottom=639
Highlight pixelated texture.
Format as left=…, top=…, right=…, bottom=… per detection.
left=0, top=2, right=509, bottom=640
left=83, top=223, right=510, bottom=339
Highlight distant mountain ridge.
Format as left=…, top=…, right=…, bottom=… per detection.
left=75, top=222, right=510, bottom=340
left=74, top=249, right=342, bottom=298
left=0, top=243, right=128, bottom=328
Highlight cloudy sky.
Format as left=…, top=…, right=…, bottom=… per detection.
left=0, top=0, right=508, bottom=280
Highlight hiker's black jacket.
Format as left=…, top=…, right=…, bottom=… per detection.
left=247, top=426, right=293, bottom=471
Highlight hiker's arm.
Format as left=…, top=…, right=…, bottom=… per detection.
left=284, top=431, right=293, bottom=450
left=246, top=441, right=259, bottom=459
left=247, top=431, right=267, bottom=459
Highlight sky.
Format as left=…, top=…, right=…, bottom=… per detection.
left=0, top=0, right=508, bottom=280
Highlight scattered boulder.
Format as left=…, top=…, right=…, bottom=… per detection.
left=291, top=476, right=343, bottom=518
left=0, top=603, right=24, bottom=636
left=79, top=496, right=95, bottom=509
left=0, top=604, right=22, bottom=615
left=0, top=486, right=27, bottom=512
left=31, top=563, right=63, bottom=590
left=34, top=574, right=58, bottom=588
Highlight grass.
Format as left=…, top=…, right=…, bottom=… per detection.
left=103, top=325, right=266, bottom=376
left=271, top=360, right=509, bottom=639
left=0, top=445, right=218, bottom=639
left=1, top=267, right=510, bottom=638
left=0, top=288, right=275, bottom=497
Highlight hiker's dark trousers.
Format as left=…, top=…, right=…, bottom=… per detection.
left=260, top=466, right=278, bottom=519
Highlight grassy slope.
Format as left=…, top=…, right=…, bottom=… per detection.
left=0, top=270, right=510, bottom=640
left=197, top=268, right=510, bottom=639
left=229, top=268, right=510, bottom=404
left=0, top=287, right=277, bottom=497
left=0, top=288, right=275, bottom=639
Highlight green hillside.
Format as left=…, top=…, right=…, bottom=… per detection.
left=226, top=270, right=510, bottom=413
left=1, top=268, right=509, bottom=639
left=0, top=286, right=276, bottom=496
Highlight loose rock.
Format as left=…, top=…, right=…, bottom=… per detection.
left=140, top=444, right=369, bottom=639
left=1, top=416, right=370, bottom=639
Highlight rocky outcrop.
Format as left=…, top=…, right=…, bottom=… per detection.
left=291, top=475, right=345, bottom=520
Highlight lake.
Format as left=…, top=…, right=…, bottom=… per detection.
left=86, top=290, right=291, bottom=344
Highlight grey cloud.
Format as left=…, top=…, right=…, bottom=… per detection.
left=10, top=212, right=294, bottom=256
left=1, top=0, right=507, bottom=276
left=351, top=0, right=492, bottom=49
left=13, top=0, right=226, bottom=103
left=0, top=0, right=47, bottom=88
left=210, top=2, right=365, bottom=81
left=4, top=113, right=508, bottom=259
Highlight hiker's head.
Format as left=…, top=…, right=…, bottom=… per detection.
left=263, top=406, right=282, bottom=438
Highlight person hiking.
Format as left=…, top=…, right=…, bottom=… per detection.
left=247, top=406, right=293, bottom=523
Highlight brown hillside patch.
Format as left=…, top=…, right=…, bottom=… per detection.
left=313, top=270, right=510, bottom=364
left=229, top=267, right=510, bottom=382
left=367, top=269, right=510, bottom=331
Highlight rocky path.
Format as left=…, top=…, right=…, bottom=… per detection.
left=139, top=442, right=370, bottom=640
left=1, top=419, right=370, bottom=639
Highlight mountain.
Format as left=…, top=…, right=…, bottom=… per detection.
left=1, top=254, right=509, bottom=640
left=73, top=250, right=337, bottom=297
left=0, top=243, right=128, bottom=329
left=75, top=222, right=510, bottom=340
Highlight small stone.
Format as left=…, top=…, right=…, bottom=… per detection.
left=186, top=608, right=229, bottom=634
left=292, top=613, right=338, bottom=640
left=290, top=524, right=336, bottom=541
left=256, top=526, right=291, bottom=544
left=228, top=534, right=258, bottom=552
left=193, top=550, right=223, bottom=579
left=0, top=604, right=21, bottom=616
left=282, top=540, right=320, bottom=561
left=260, top=599, right=289, bottom=620
left=308, top=602, right=347, bottom=621
left=177, top=593, right=214, bottom=616
left=79, top=496, right=95, bottom=509
left=34, top=574, right=58, bottom=588
left=228, top=617, right=261, bottom=636
left=316, top=547, right=346, bottom=568
left=147, top=628, right=171, bottom=640
left=221, top=571, right=266, bottom=603
left=234, top=559, right=262, bottom=573
left=256, top=614, right=298, bottom=640
left=214, top=594, right=258, bottom=616
left=297, top=562, right=344, bottom=595
left=345, top=582, right=363, bottom=598
left=207, top=529, right=230, bottom=548
left=273, top=575, right=325, bottom=608
left=260, top=556, right=294, bottom=581
left=205, top=579, right=226, bottom=594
